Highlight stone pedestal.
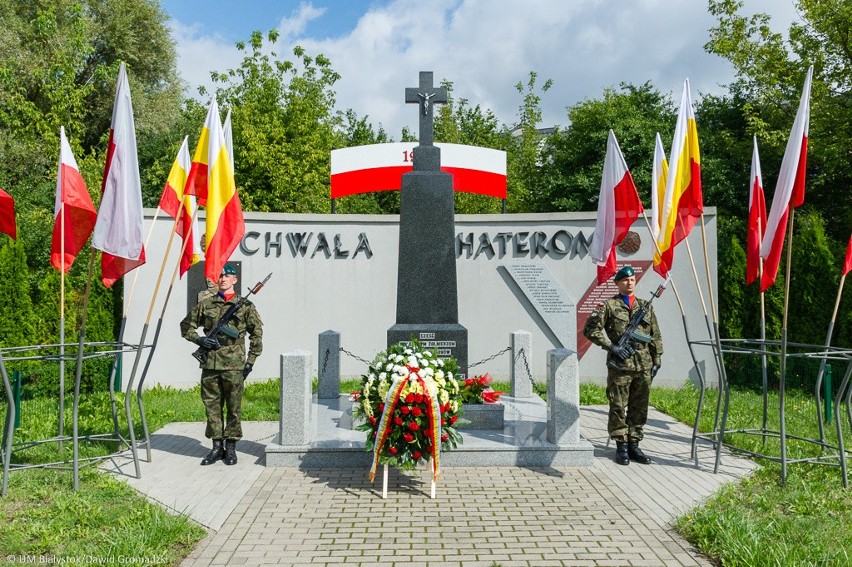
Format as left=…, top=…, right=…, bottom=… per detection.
left=511, top=330, right=533, bottom=398
left=279, top=351, right=312, bottom=446
left=546, top=348, right=581, bottom=445
left=317, top=330, right=340, bottom=400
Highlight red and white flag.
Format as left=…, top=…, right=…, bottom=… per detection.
left=746, top=136, right=766, bottom=286
left=590, top=130, right=644, bottom=284
left=331, top=142, right=507, bottom=199
left=843, top=233, right=852, bottom=277
left=760, top=66, right=813, bottom=291
left=92, top=63, right=146, bottom=287
left=51, top=127, right=97, bottom=272
left=0, top=187, right=16, bottom=239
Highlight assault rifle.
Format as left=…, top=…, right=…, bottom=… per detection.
left=192, top=272, right=272, bottom=364
left=607, top=278, right=669, bottom=369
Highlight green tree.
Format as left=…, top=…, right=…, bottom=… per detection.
left=706, top=0, right=852, bottom=242
left=506, top=72, right=552, bottom=213
left=210, top=30, right=341, bottom=213
left=0, top=239, right=36, bottom=348
left=538, top=82, right=673, bottom=213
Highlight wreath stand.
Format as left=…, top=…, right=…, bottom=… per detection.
left=380, top=464, right=437, bottom=499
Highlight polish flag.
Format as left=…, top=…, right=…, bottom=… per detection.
left=330, top=142, right=506, bottom=199
left=589, top=130, right=644, bottom=284
left=51, top=127, right=97, bottom=272
left=843, top=233, right=852, bottom=277
left=92, top=62, right=146, bottom=287
left=760, top=66, right=813, bottom=291
left=746, top=136, right=766, bottom=286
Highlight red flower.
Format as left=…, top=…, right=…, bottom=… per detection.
left=441, top=433, right=449, bottom=442
left=412, top=406, right=422, bottom=417
left=405, top=393, right=415, bottom=403
left=450, top=415, right=458, bottom=424
left=378, top=403, right=384, bottom=412
left=415, top=393, right=424, bottom=403
left=394, top=417, right=403, bottom=426
left=482, top=391, right=503, bottom=403
left=408, top=421, right=419, bottom=431
left=412, top=451, right=422, bottom=460
left=368, top=416, right=377, bottom=426
left=389, top=447, right=398, bottom=455
left=465, top=378, right=474, bottom=386
left=478, top=374, right=491, bottom=386
left=351, top=391, right=361, bottom=401
left=401, top=405, right=410, bottom=415
left=403, top=433, right=414, bottom=442
left=441, top=418, right=446, bottom=426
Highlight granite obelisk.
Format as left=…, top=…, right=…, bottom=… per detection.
left=387, top=71, right=468, bottom=376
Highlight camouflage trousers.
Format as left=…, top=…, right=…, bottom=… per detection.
left=606, top=368, right=652, bottom=442
left=200, top=369, right=244, bottom=440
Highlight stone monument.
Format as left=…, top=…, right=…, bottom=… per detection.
left=387, top=71, right=468, bottom=376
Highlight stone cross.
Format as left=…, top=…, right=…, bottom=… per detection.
left=405, top=71, right=447, bottom=148
left=389, top=71, right=468, bottom=376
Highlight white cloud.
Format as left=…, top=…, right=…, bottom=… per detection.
left=171, top=0, right=803, bottom=136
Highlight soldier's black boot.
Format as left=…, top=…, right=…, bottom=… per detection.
left=201, top=439, right=224, bottom=466
left=223, top=439, right=238, bottom=465
left=615, top=441, right=630, bottom=466
left=628, top=442, right=652, bottom=464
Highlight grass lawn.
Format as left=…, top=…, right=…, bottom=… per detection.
left=2, top=378, right=851, bottom=565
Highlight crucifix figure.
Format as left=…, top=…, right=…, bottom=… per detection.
left=405, top=71, right=447, bottom=147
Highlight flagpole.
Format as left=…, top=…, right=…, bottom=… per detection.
left=123, top=208, right=183, bottom=466
left=71, top=251, right=96, bottom=491
left=105, top=207, right=162, bottom=448
left=778, top=206, right=796, bottom=483
left=136, top=201, right=201, bottom=461
left=125, top=207, right=162, bottom=314
left=59, top=186, right=66, bottom=451
left=643, top=212, right=709, bottom=460
left=757, top=222, right=769, bottom=445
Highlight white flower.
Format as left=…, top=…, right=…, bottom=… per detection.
left=403, top=348, right=413, bottom=355
left=385, top=363, right=394, bottom=372
left=378, top=372, right=386, bottom=381
left=407, top=355, right=419, bottom=367
left=440, top=390, right=449, bottom=404
left=436, top=359, right=444, bottom=367
left=435, top=370, right=444, bottom=381
left=394, top=354, right=404, bottom=363
left=422, top=367, right=434, bottom=377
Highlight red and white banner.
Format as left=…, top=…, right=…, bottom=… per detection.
left=330, top=142, right=506, bottom=199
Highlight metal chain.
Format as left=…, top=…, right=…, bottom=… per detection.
left=339, top=347, right=371, bottom=366
left=516, top=347, right=536, bottom=389
left=468, top=346, right=511, bottom=369
left=320, top=348, right=330, bottom=376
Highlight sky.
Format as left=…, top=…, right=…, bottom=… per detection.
left=161, top=0, right=800, bottom=138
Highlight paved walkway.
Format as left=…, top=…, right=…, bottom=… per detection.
left=116, top=406, right=757, bottom=566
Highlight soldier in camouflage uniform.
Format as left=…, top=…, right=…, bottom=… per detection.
left=583, top=266, right=663, bottom=466
left=181, top=264, right=263, bottom=466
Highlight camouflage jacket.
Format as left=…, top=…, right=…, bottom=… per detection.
left=180, top=292, right=263, bottom=370
left=583, top=294, right=663, bottom=372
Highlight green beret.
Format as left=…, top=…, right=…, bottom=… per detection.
left=222, top=264, right=238, bottom=276
left=613, top=265, right=635, bottom=282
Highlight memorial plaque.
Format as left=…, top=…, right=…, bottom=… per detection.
left=505, top=263, right=576, bottom=351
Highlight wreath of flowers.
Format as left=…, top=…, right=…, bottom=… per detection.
left=352, top=340, right=465, bottom=480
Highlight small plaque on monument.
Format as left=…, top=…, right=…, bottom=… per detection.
left=388, top=71, right=468, bottom=375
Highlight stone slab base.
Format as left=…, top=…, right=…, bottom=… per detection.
left=265, top=438, right=593, bottom=468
